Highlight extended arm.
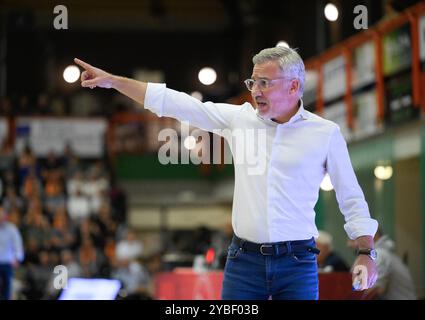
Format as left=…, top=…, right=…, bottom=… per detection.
left=74, top=58, right=147, bottom=107
left=74, top=58, right=244, bottom=132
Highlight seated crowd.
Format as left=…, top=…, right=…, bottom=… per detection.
left=1, top=145, right=153, bottom=300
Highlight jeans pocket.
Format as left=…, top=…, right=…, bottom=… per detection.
left=290, top=251, right=317, bottom=263
left=227, top=244, right=241, bottom=260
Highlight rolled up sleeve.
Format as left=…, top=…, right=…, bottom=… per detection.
left=144, top=83, right=167, bottom=117
left=326, top=126, right=378, bottom=240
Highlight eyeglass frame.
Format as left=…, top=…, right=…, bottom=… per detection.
left=244, top=77, right=295, bottom=92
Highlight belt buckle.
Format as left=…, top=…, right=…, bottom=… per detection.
left=260, top=244, right=273, bottom=255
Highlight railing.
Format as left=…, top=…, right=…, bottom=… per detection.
left=305, top=1, right=425, bottom=118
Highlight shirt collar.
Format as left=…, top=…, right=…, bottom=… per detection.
left=255, top=99, right=309, bottom=126
left=291, top=99, right=309, bottom=122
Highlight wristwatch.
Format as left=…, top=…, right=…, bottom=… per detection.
left=356, top=248, right=378, bottom=261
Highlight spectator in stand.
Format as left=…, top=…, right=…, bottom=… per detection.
left=24, top=196, right=44, bottom=218
left=112, top=226, right=151, bottom=299
left=0, top=206, right=24, bottom=300
left=6, top=206, right=22, bottom=227
left=2, top=186, right=25, bottom=213
left=17, top=145, right=38, bottom=183
left=112, top=257, right=152, bottom=299
left=75, top=217, right=105, bottom=249
left=66, top=171, right=85, bottom=196
left=116, top=229, right=143, bottom=262
left=77, top=236, right=104, bottom=278
left=23, top=250, right=52, bottom=299
left=23, top=238, right=39, bottom=265
left=103, top=236, right=116, bottom=267
left=62, top=145, right=82, bottom=179
left=316, top=230, right=349, bottom=272
left=41, top=151, right=66, bottom=216
left=0, top=132, right=127, bottom=299
left=21, top=169, right=43, bottom=199
left=1, top=170, right=19, bottom=195
left=92, top=202, right=117, bottom=240
left=347, top=228, right=417, bottom=300
left=44, top=180, right=66, bottom=220
left=60, top=249, right=82, bottom=279
left=67, top=188, right=91, bottom=223
left=21, top=202, right=51, bottom=252
left=83, top=164, right=109, bottom=214
left=41, top=150, right=64, bottom=178
left=50, top=206, right=76, bottom=251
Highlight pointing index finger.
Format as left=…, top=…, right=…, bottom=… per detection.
left=74, top=58, right=94, bottom=71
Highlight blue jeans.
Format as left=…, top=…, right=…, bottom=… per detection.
left=221, top=237, right=319, bottom=300
left=0, top=264, right=13, bottom=300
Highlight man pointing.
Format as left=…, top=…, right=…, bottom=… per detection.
left=74, top=46, right=378, bottom=299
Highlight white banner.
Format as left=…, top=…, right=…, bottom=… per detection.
left=15, top=118, right=107, bottom=157
left=352, top=41, right=376, bottom=90
left=303, top=69, right=318, bottom=108
left=323, top=55, right=346, bottom=102
left=353, top=89, right=382, bottom=140
left=323, top=101, right=352, bottom=142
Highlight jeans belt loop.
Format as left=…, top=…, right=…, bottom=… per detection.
left=286, top=241, right=292, bottom=254
left=239, top=239, right=246, bottom=252
left=274, top=244, right=279, bottom=255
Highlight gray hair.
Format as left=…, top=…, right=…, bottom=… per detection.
left=252, top=46, right=305, bottom=96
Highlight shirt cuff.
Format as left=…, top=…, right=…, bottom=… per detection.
left=344, top=217, right=378, bottom=240
left=144, top=83, right=167, bottom=117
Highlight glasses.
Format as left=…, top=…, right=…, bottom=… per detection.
left=244, top=77, right=288, bottom=91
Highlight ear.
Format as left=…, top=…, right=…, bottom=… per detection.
left=289, top=79, right=300, bottom=95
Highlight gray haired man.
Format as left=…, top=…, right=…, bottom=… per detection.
left=0, top=206, right=24, bottom=300
left=74, top=46, right=378, bottom=299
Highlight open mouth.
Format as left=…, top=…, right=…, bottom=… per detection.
left=256, top=102, right=268, bottom=110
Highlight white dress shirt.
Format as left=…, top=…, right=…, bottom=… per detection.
left=144, top=83, right=378, bottom=243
